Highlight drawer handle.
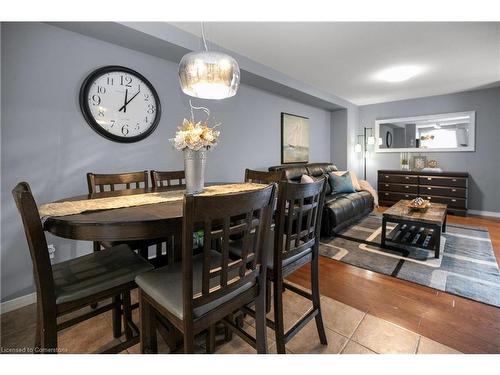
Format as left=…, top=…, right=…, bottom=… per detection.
left=452, top=199, right=456, bottom=202
left=427, top=177, right=432, bottom=181
left=405, top=195, right=409, bottom=198
left=385, top=184, right=389, bottom=187
left=427, top=197, right=431, bottom=200
left=452, top=189, right=456, bottom=192
left=385, top=175, right=389, bottom=178
left=405, top=185, right=409, bottom=188
left=385, top=193, right=389, bottom=196
left=452, top=179, right=457, bottom=182
left=427, top=187, right=431, bottom=190
left=405, top=176, right=410, bottom=180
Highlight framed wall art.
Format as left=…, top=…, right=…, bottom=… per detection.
left=281, top=113, right=310, bottom=164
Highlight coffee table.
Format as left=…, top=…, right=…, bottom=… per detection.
left=381, top=200, right=448, bottom=258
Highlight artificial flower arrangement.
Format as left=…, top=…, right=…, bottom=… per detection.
left=170, top=118, right=221, bottom=151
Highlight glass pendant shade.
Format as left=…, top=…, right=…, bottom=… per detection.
left=367, top=136, right=375, bottom=145
left=179, top=51, right=240, bottom=100
left=354, top=143, right=362, bottom=153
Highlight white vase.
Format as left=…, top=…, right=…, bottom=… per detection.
left=184, top=148, right=207, bottom=194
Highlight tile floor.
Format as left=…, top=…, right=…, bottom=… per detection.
left=0, top=287, right=461, bottom=354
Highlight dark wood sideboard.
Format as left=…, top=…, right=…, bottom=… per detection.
left=377, top=170, right=469, bottom=216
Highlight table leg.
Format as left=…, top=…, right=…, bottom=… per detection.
left=381, top=217, right=387, bottom=248
left=442, top=213, right=447, bottom=233
left=435, top=225, right=442, bottom=259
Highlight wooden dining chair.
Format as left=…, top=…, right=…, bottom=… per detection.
left=87, top=171, right=149, bottom=193
left=86, top=171, right=152, bottom=259
left=136, top=184, right=277, bottom=354
left=150, top=170, right=186, bottom=188
left=232, top=178, right=328, bottom=353
left=12, top=182, right=154, bottom=353
left=244, top=168, right=284, bottom=184
left=267, top=178, right=328, bottom=353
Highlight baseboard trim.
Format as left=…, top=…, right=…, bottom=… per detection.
left=0, top=292, right=37, bottom=315
left=468, top=209, right=500, bottom=218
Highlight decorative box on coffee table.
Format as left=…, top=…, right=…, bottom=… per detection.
left=377, top=170, right=468, bottom=216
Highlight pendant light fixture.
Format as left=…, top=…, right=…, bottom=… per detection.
left=179, top=23, right=240, bottom=100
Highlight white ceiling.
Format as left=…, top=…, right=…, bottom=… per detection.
left=171, top=22, right=500, bottom=105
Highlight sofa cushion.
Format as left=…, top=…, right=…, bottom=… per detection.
left=323, top=191, right=374, bottom=234
left=306, top=163, right=338, bottom=177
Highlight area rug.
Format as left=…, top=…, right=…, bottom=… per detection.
left=320, top=213, right=500, bottom=307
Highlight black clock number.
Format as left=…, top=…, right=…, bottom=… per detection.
left=147, top=104, right=155, bottom=114
left=110, top=120, right=115, bottom=128
left=91, top=94, right=101, bottom=106
left=97, top=86, right=106, bottom=94
left=144, top=93, right=150, bottom=101
left=120, top=75, right=133, bottom=87
left=121, top=124, right=129, bottom=136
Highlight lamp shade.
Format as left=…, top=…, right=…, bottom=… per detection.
left=354, top=144, right=362, bottom=153
left=179, top=51, right=240, bottom=100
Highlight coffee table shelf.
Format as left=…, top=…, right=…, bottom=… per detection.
left=382, top=200, right=448, bottom=258
left=386, top=223, right=439, bottom=251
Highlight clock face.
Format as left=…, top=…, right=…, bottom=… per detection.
left=80, top=66, right=161, bottom=143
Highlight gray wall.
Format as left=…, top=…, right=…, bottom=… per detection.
left=1, top=22, right=334, bottom=302
left=331, top=109, right=348, bottom=169
left=358, top=87, right=500, bottom=213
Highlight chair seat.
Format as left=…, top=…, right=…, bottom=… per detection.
left=135, top=250, right=255, bottom=320
left=229, top=230, right=312, bottom=270
left=52, top=244, right=154, bottom=305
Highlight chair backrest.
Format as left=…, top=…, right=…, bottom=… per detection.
left=273, top=178, right=326, bottom=271
left=150, top=170, right=186, bottom=188
left=181, top=184, right=277, bottom=322
left=12, top=182, right=56, bottom=312
left=86, top=171, right=149, bottom=193
left=244, top=169, right=284, bottom=184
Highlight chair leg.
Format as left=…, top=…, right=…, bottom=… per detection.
left=273, top=278, right=286, bottom=354
left=224, top=314, right=234, bottom=342
left=139, top=246, right=149, bottom=260
left=112, top=295, right=122, bottom=338
left=40, top=316, right=58, bottom=354
left=122, top=291, right=133, bottom=340
left=255, top=282, right=269, bottom=354
left=34, top=302, right=41, bottom=352
left=205, top=325, right=216, bottom=354
left=311, top=255, right=327, bottom=345
left=265, top=279, right=272, bottom=313
left=139, top=290, right=157, bottom=354
left=183, top=330, right=195, bottom=354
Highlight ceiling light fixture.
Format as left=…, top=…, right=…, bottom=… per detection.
left=375, top=65, right=423, bottom=83
left=179, top=22, right=240, bottom=100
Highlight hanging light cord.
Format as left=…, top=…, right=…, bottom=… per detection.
left=201, top=22, right=208, bottom=51
left=189, top=99, right=210, bottom=123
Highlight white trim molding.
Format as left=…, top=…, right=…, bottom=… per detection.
left=0, top=292, right=37, bottom=315
left=468, top=210, right=500, bottom=219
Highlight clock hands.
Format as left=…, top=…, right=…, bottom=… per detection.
left=122, top=89, right=128, bottom=113
left=118, top=89, right=140, bottom=113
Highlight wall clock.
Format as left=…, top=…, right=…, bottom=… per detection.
left=79, top=66, right=161, bottom=143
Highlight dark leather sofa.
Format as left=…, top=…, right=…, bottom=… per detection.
left=268, top=163, right=374, bottom=236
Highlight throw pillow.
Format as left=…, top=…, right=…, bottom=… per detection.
left=328, top=171, right=356, bottom=194
left=332, top=170, right=362, bottom=191
left=300, top=174, right=315, bottom=183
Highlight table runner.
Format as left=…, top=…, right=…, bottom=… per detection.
left=38, top=183, right=266, bottom=218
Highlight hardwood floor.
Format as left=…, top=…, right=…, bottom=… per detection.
left=288, top=210, right=500, bottom=354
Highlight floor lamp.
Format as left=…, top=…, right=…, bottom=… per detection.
left=355, top=127, right=381, bottom=180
